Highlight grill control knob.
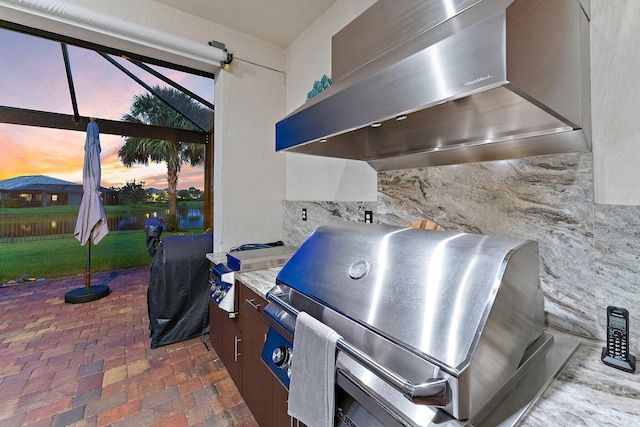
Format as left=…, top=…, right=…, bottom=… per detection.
left=272, top=346, right=292, bottom=369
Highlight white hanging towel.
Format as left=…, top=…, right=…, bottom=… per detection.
left=288, top=311, right=342, bottom=427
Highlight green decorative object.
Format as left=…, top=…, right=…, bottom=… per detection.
left=307, top=74, right=332, bottom=101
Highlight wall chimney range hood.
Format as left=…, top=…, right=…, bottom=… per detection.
left=276, top=0, right=591, bottom=171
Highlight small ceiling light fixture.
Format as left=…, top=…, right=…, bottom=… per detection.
left=396, top=114, right=408, bottom=121
left=371, top=122, right=382, bottom=128
left=319, top=138, right=328, bottom=143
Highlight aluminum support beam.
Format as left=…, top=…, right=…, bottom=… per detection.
left=99, top=52, right=209, bottom=133
left=0, top=105, right=209, bottom=144
left=60, top=43, right=80, bottom=123
left=128, top=59, right=215, bottom=111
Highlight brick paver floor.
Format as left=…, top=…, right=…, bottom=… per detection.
left=0, top=267, right=258, bottom=427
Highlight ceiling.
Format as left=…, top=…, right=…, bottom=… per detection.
left=153, top=0, right=340, bottom=48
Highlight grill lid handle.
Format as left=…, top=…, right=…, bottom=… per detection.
left=402, top=377, right=448, bottom=406
left=267, top=292, right=449, bottom=407
left=338, top=338, right=448, bottom=407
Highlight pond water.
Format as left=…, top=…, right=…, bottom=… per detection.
left=0, top=207, right=204, bottom=240
left=116, top=207, right=204, bottom=231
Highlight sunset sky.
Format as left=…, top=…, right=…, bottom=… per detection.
left=0, top=28, right=214, bottom=190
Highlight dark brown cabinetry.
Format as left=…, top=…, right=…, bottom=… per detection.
left=241, top=287, right=272, bottom=426
left=208, top=301, right=223, bottom=361
left=221, top=315, right=242, bottom=390
left=272, top=379, right=292, bottom=427
left=208, top=276, right=295, bottom=426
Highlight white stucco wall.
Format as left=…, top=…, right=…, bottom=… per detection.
left=214, top=61, right=286, bottom=251
left=591, top=0, right=640, bottom=205
left=283, top=0, right=377, bottom=202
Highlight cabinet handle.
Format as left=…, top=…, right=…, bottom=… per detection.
left=245, top=298, right=261, bottom=310
left=234, top=336, right=242, bottom=361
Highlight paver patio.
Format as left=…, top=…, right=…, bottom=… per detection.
left=0, top=267, right=258, bottom=427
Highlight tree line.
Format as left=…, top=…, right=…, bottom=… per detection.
left=115, top=180, right=203, bottom=205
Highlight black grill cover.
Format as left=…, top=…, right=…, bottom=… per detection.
left=147, top=232, right=213, bottom=349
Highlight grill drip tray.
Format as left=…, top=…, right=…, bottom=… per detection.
left=336, top=332, right=579, bottom=427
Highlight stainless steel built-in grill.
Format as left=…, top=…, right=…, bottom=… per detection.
left=262, top=223, right=579, bottom=426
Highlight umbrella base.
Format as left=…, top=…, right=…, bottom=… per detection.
left=64, top=284, right=110, bottom=304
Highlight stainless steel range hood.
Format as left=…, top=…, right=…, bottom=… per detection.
left=276, top=0, right=591, bottom=171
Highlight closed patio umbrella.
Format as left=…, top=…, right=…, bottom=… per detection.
left=65, top=118, right=110, bottom=303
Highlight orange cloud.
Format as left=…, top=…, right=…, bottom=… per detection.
left=1, top=124, right=205, bottom=190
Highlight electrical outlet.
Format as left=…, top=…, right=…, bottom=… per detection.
left=364, top=210, right=373, bottom=223
left=302, top=208, right=307, bottom=221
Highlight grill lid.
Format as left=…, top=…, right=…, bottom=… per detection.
left=276, top=222, right=539, bottom=371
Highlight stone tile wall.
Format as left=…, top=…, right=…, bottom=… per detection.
left=282, top=152, right=640, bottom=354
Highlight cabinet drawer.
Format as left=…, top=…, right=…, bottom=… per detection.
left=242, top=286, right=268, bottom=317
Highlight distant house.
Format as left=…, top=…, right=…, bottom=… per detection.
left=0, top=175, right=84, bottom=207
left=147, top=188, right=167, bottom=202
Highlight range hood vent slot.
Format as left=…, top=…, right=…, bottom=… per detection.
left=276, top=0, right=591, bottom=171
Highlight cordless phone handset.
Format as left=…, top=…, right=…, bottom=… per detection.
left=601, top=306, right=636, bottom=373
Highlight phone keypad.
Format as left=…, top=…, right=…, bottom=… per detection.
left=608, top=329, right=628, bottom=360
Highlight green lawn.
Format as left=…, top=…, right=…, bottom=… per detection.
left=0, top=229, right=201, bottom=284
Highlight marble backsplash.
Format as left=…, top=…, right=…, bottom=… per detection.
left=282, top=200, right=376, bottom=245
left=282, top=152, right=640, bottom=355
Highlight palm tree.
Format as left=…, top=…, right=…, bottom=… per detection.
left=119, top=86, right=212, bottom=229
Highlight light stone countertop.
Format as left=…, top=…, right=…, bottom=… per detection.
left=235, top=267, right=281, bottom=299
left=233, top=267, right=640, bottom=426
left=519, top=332, right=640, bottom=426
left=205, top=252, right=227, bottom=265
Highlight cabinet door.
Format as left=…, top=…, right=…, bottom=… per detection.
left=221, top=318, right=242, bottom=392
left=273, top=379, right=293, bottom=427
left=209, top=300, right=223, bottom=357
left=241, top=287, right=273, bottom=426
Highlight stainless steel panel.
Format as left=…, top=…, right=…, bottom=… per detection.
left=267, top=222, right=571, bottom=422
left=366, top=129, right=588, bottom=172
left=334, top=332, right=579, bottom=426
left=464, top=238, right=545, bottom=417
left=336, top=370, right=406, bottom=427
left=277, top=11, right=508, bottom=152
left=284, top=125, right=589, bottom=172
left=276, top=0, right=591, bottom=171
left=267, top=291, right=450, bottom=405
left=331, top=0, right=482, bottom=82
left=226, top=245, right=297, bottom=271
left=265, top=285, right=461, bottom=420
left=506, top=0, right=585, bottom=128
left=336, top=353, right=462, bottom=427
left=366, top=88, right=569, bottom=159
left=473, top=332, right=580, bottom=427
left=276, top=223, right=542, bottom=373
